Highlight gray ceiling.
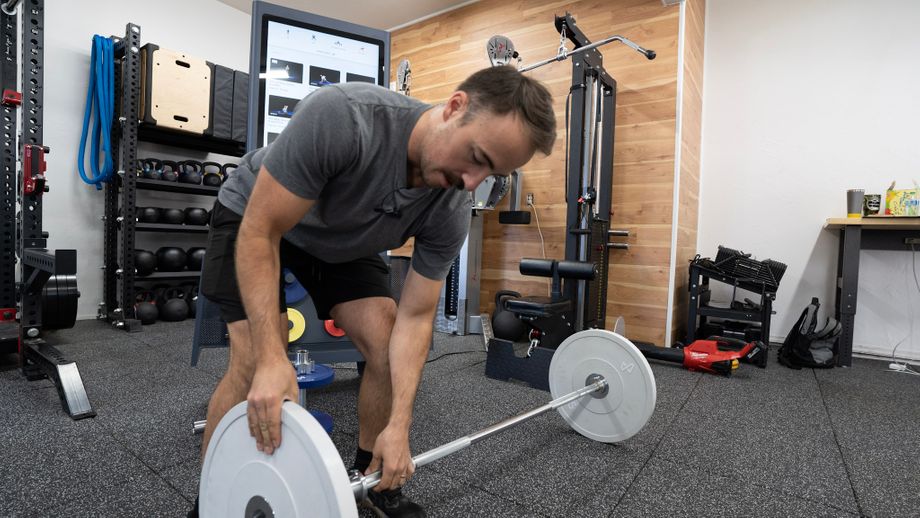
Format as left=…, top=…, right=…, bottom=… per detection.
left=216, top=0, right=478, bottom=30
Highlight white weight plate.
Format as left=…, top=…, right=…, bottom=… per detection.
left=200, top=401, right=357, bottom=518
left=549, top=330, right=656, bottom=443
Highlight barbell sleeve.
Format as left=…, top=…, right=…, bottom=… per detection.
left=353, top=377, right=607, bottom=499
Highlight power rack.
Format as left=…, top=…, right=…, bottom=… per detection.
left=0, top=0, right=94, bottom=419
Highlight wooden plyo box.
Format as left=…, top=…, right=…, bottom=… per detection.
left=139, top=44, right=211, bottom=135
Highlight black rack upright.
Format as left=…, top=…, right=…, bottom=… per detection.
left=1, top=0, right=94, bottom=419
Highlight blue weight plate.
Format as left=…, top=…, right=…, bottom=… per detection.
left=308, top=410, right=334, bottom=435
left=297, top=363, right=334, bottom=389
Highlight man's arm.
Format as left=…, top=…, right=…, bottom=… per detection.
left=237, top=165, right=314, bottom=454
left=367, top=266, right=443, bottom=489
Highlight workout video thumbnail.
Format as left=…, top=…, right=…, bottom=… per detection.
left=267, top=95, right=300, bottom=119
left=346, top=72, right=375, bottom=84
left=269, top=58, right=304, bottom=83
left=309, top=66, right=340, bottom=87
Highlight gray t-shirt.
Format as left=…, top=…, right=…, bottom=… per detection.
left=219, top=83, right=472, bottom=280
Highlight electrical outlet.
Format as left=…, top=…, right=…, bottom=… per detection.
left=905, top=238, right=920, bottom=245
left=526, top=193, right=534, bottom=205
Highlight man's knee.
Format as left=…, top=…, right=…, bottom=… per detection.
left=331, top=297, right=396, bottom=364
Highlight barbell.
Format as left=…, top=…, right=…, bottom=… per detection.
left=199, top=330, right=657, bottom=517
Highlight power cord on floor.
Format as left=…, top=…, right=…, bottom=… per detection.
left=886, top=245, right=920, bottom=376
left=528, top=199, right=551, bottom=296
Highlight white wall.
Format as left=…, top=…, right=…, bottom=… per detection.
left=42, top=0, right=250, bottom=319
left=700, top=0, right=920, bottom=361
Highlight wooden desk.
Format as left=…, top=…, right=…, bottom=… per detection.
left=824, top=217, right=920, bottom=366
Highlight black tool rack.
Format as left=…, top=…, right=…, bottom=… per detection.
left=100, top=23, right=243, bottom=332
left=685, top=258, right=779, bottom=345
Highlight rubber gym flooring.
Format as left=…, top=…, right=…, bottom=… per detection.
left=1, top=319, right=918, bottom=517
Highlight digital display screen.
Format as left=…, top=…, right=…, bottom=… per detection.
left=256, top=16, right=386, bottom=148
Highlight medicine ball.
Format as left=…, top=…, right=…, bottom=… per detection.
left=178, top=160, right=203, bottom=185
left=184, top=207, right=209, bottom=226
left=202, top=162, right=223, bottom=187
left=156, top=247, right=187, bottom=272
left=492, top=290, right=526, bottom=342
left=186, top=247, right=206, bottom=271
left=137, top=207, right=160, bottom=223
left=135, top=249, right=157, bottom=276
left=160, top=208, right=185, bottom=225
left=134, top=290, right=158, bottom=325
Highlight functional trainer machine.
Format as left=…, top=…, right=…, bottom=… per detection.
left=484, top=13, right=655, bottom=390
left=0, top=0, right=92, bottom=419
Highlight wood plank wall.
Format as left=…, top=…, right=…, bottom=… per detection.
left=671, top=0, right=705, bottom=344
left=391, top=0, right=702, bottom=346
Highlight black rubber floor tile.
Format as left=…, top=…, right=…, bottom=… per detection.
left=653, top=372, right=858, bottom=512
left=403, top=469, right=536, bottom=518
left=0, top=428, right=161, bottom=516
left=30, top=467, right=192, bottom=518
left=607, top=458, right=858, bottom=518
left=816, top=359, right=920, bottom=517
left=480, top=432, right=652, bottom=517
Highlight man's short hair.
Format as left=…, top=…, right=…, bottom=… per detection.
left=457, top=66, right=556, bottom=156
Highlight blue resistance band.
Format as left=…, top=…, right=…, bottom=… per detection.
left=77, top=35, right=115, bottom=190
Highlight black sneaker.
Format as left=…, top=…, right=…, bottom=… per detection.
left=363, top=488, right=427, bottom=518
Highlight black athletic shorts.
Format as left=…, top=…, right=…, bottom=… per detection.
left=199, top=201, right=393, bottom=323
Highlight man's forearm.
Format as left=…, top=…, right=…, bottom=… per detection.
left=386, top=313, right=435, bottom=430
left=236, top=225, right=286, bottom=360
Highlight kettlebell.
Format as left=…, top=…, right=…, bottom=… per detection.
left=134, top=249, right=157, bottom=276
left=221, top=163, right=238, bottom=184
left=186, top=247, right=206, bottom=271
left=178, top=160, right=203, bottom=185
left=159, top=159, right=179, bottom=182
left=160, top=208, right=185, bottom=225
left=181, top=282, right=199, bottom=318
left=137, top=207, right=160, bottom=223
left=202, top=161, right=223, bottom=187
left=184, top=207, right=209, bottom=226
left=157, top=286, right=189, bottom=322
left=134, top=290, right=159, bottom=325
left=140, top=158, right=162, bottom=180
left=161, top=160, right=180, bottom=182
left=491, top=290, right=526, bottom=342
left=155, top=247, right=187, bottom=272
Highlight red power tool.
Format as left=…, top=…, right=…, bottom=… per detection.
left=635, top=337, right=763, bottom=376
